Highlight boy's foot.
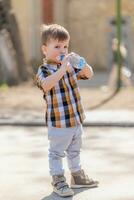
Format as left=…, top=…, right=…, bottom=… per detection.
left=52, top=175, right=74, bottom=197
left=71, top=169, right=99, bottom=189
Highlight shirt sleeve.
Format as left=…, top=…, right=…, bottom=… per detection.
left=36, top=66, right=49, bottom=90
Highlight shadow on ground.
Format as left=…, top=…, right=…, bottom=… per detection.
left=41, top=187, right=92, bottom=200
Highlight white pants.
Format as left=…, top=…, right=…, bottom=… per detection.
left=48, top=124, right=83, bottom=176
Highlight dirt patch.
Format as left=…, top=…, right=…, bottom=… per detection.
left=0, top=81, right=134, bottom=113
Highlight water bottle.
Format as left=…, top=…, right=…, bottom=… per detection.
left=57, top=52, right=86, bottom=69
left=67, top=52, right=86, bottom=69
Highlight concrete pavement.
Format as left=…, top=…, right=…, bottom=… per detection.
left=1, top=126, right=134, bottom=200
left=0, top=109, right=134, bottom=127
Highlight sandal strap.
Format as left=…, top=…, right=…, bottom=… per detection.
left=52, top=175, right=67, bottom=187
left=56, top=181, right=68, bottom=190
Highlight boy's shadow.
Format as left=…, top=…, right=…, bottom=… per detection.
left=41, top=187, right=94, bottom=200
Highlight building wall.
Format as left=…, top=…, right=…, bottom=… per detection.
left=10, top=0, right=134, bottom=69
left=11, top=0, right=42, bottom=65
left=53, top=0, right=134, bottom=69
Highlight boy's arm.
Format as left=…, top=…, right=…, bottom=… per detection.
left=41, top=66, right=66, bottom=93
left=37, top=61, right=72, bottom=93
left=77, top=64, right=94, bottom=80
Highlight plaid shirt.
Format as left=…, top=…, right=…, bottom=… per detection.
left=36, top=63, right=87, bottom=128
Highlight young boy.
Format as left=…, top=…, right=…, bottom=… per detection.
left=36, top=24, right=98, bottom=197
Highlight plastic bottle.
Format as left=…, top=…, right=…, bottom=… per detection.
left=57, top=52, right=86, bottom=69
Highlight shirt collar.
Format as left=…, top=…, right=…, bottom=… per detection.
left=43, top=59, right=61, bottom=71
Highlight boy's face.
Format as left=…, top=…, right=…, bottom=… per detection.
left=42, top=38, right=69, bottom=63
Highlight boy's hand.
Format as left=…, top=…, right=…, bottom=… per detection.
left=65, top=62, right=73, bottom=73
left=61, top=55, right=73, bottom=73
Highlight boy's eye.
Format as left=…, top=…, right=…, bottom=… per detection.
left=54, top=45, right=68, bottom=49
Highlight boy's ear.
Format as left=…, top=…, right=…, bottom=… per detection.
left=41, top=45, right=47, bottom=55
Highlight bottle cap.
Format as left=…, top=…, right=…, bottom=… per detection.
left=56, top=54, right=65, bottom=61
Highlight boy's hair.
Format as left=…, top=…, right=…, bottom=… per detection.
left=41, top=24, right=70, bottom=45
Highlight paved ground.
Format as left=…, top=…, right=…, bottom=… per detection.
left=1, top=110, right=134, bottom=127
left=1, top=126, right=134, bottom=200
left=1, top=71, right=134, bottom=199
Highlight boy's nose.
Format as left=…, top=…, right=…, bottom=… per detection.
left=60, top=49, right=67, bottom=55
left=60, top=50, right=65, bottom=54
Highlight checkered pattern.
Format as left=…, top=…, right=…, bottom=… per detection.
left=36, top=63, right=87, bottom=128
